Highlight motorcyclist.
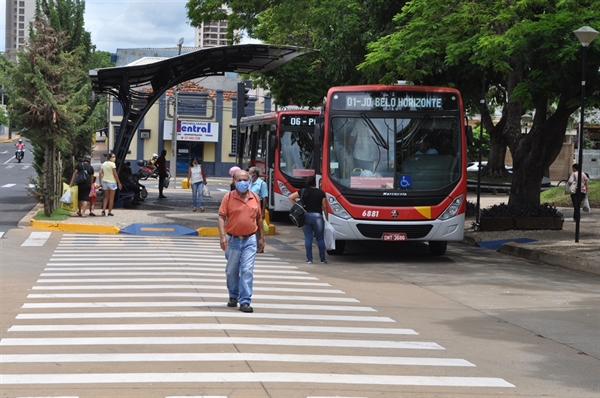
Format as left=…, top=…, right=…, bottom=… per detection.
left=15, top=139, right=25, bottom=158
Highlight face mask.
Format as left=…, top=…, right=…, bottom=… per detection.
left=236, top=180, right=250, bottom=193
left=110, top=158, right=115, bottom=163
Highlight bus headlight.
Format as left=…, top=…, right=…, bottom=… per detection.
left=277, top=181, right=291, bottom=197
left=326, top=193, right=351, bottom=220
left=438, top=194, right=464, bottom=220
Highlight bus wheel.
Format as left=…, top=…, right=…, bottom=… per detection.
left=327, top=240, right=346, bottom=255
left=429, top=241, right=447, bottom=256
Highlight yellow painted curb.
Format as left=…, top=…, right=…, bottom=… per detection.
left=30, top=219, right=120, bottom=234
left=197, top=227, right=220, bottom=236
left=197, top=225, right=276, bottom=236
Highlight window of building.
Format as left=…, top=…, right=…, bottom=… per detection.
left=19, top=1, right=25, bottom=6
left=19, top=16, right=24, bottom=21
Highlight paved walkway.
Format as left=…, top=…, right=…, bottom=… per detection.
left=5, top=130, right=599, bottom=276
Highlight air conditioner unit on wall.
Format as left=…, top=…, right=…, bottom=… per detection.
left=140, top=129, right=150, bottom=139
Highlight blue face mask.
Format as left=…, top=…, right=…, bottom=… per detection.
left=236, top=180, right=250, bottom=193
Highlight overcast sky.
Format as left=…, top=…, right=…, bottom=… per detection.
left=1, top=0, right=198, bottom=53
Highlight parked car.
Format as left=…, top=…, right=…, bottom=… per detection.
left=467, top=162, right=551, bottom=186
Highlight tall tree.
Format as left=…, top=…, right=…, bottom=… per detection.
left=185, top=0, right=407, bottom=106
left=359, top=0, right=600, bottom=205
left=10, top=14, right=89, bottom=216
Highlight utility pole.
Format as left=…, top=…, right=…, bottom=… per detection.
left=171, top=37, right=184, bottom=189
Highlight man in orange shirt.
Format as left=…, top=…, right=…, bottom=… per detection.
left=218, top=170, right=265, bottom=313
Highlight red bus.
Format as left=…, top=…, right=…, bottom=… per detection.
left=318, top=84, right=467, bottom=255
left=238, top=110, right=320, bottom=219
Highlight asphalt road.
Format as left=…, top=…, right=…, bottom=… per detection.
left=0, top=139, right=38, bottom=236
left=0, top=225, right=598, bottom=397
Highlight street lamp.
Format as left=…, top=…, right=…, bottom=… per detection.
left=573, top=25, right=599, bottom=243
left=171, top=37, right=184, bottom=189
left=521, top=114, right=533, bottom=134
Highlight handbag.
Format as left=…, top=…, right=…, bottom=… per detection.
left=74, top=164, right=89, bottom=184
left=324, top=216, right=336, bottom=250
left=289, top=189, right=307, bottom=227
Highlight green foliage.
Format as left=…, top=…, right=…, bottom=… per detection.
left=186, top=0, right=407, bottom=98
left=481, top=202, right=563, bottom=219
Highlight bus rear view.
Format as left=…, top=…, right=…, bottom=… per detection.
left=322, top=85, right=467, bottom=256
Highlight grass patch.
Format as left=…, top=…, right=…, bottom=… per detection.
left=33, top=208, right=72, bottom=221
left=540, top=180, right=600, bottom=207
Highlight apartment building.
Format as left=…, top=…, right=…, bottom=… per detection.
left=4, top=0, right=35, bottom=59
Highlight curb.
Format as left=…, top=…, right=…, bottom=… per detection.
left=461, top=233, right=600, bottom=276
left=498, top=243, right=600, bottom=276
left=29, top=219, right=120, bottom=234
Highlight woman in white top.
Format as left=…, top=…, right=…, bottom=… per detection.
left=187, top=157, right=207, bottom=212
left=98, top=152, right=122, bottom=216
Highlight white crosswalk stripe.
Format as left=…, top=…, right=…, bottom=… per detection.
left=1, top=234, right=514, bottom=394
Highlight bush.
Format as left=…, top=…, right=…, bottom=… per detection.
left=480, top=202, right=563, bottom=219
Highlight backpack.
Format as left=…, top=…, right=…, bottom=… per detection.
left=289, top=189, right=307, bottom=228
left=74, top=164, right=89, bottom=185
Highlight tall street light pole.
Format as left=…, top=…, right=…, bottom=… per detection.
left=573, top=26, right=599, bottom=243
left=171, top=37, right=184, bottom=189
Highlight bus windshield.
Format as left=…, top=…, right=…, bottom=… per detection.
left=279, top=127, right=315, bottom=178
left=328, top=116, right=461, bottom=191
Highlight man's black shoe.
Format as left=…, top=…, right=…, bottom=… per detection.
left=159, top=195, right=167, bottom=199
left=227, top=298, right=238, bottom=307
left=239, top=303, right=253, bottom=313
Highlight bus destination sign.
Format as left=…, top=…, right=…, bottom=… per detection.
left=330, top=91, right=459, bottom=111
left=280, top=114, right=318, bottom=127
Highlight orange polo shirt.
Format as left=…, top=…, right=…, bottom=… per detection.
left=218, top=191, right=260, bottom=236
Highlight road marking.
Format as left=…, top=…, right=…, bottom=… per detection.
left=22, top=301, right=375, bottom=312
left=0, top=232, right=4, bottom=239
left=1, top=337, right=444, bottom=350
left=1, top=183, right=16, bottom=188
left=27, top=292, right=359, bottom=302
left=8, top=324, right=416, bottom=335
left=35, top=278, right=329, bottom=286
left=44, top=266, right=305, bottom=274
left=50, top=253, right=286, bottom=261
left=0, top=372, right=515, bottom=387
left=46, top=261, right=292, bottom=267
left=16, top=311, right=395, bottom=322
left=22, top=232, right=51, bottom=247
left=31, top=284, right=345, bottom=294
left=39, top=271, right=313, bottom=279
left=0, top=353, right=472, bottom=366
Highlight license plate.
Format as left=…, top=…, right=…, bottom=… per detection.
left=382, top=232, right=407, bottom=241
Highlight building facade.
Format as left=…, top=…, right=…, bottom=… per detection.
left=105, top=73, right=270, bottom=178
left=4, top=0, right=36, bottom=60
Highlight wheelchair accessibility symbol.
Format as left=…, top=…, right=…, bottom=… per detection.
left=399, top=175, right=412, bottom=189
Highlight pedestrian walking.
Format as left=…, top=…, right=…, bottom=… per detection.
left=218, top=169, right=265, bottom=313
left=156, top=149, right=168, bottom=198
left=69, top=154, right=94, bottom=217
left=98, top=152, right=122, bottom=216
left=288, top=175, right=328, bottom=264
left=188, top=157, right=207, bottom=212
left=228, top=166, right=241, bottom=191
left=567, top=163, right=590, bottom=221
left=249, top=166, right=268, bottom=252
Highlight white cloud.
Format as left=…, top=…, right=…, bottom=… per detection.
left=84, top=0, right=196, bottom=52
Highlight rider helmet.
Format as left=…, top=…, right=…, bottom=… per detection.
left=18, top=138, right=22, bottom=142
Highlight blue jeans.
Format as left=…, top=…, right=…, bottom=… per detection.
left=302, top=212, right=326, bottom=262
left=191, top=181, right=204, bottom=208
left=225, top=234, right=257, bottom=304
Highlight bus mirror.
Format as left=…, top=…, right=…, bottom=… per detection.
left=466, top=125, right=474, bottom=146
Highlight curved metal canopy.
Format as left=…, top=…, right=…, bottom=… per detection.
left=89, top=44, right=306, bottom=170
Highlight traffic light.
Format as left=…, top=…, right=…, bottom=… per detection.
left=244, top=86, right=250, bottom=107
left=237, top=82, right=248, bottom=119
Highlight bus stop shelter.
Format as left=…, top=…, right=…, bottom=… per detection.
left=89, top=44, right=304, bottom=170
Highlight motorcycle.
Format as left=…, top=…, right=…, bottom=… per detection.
left=136, top=159, right=171, bottom=181
left=15, top=149, right=24, bottom=163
